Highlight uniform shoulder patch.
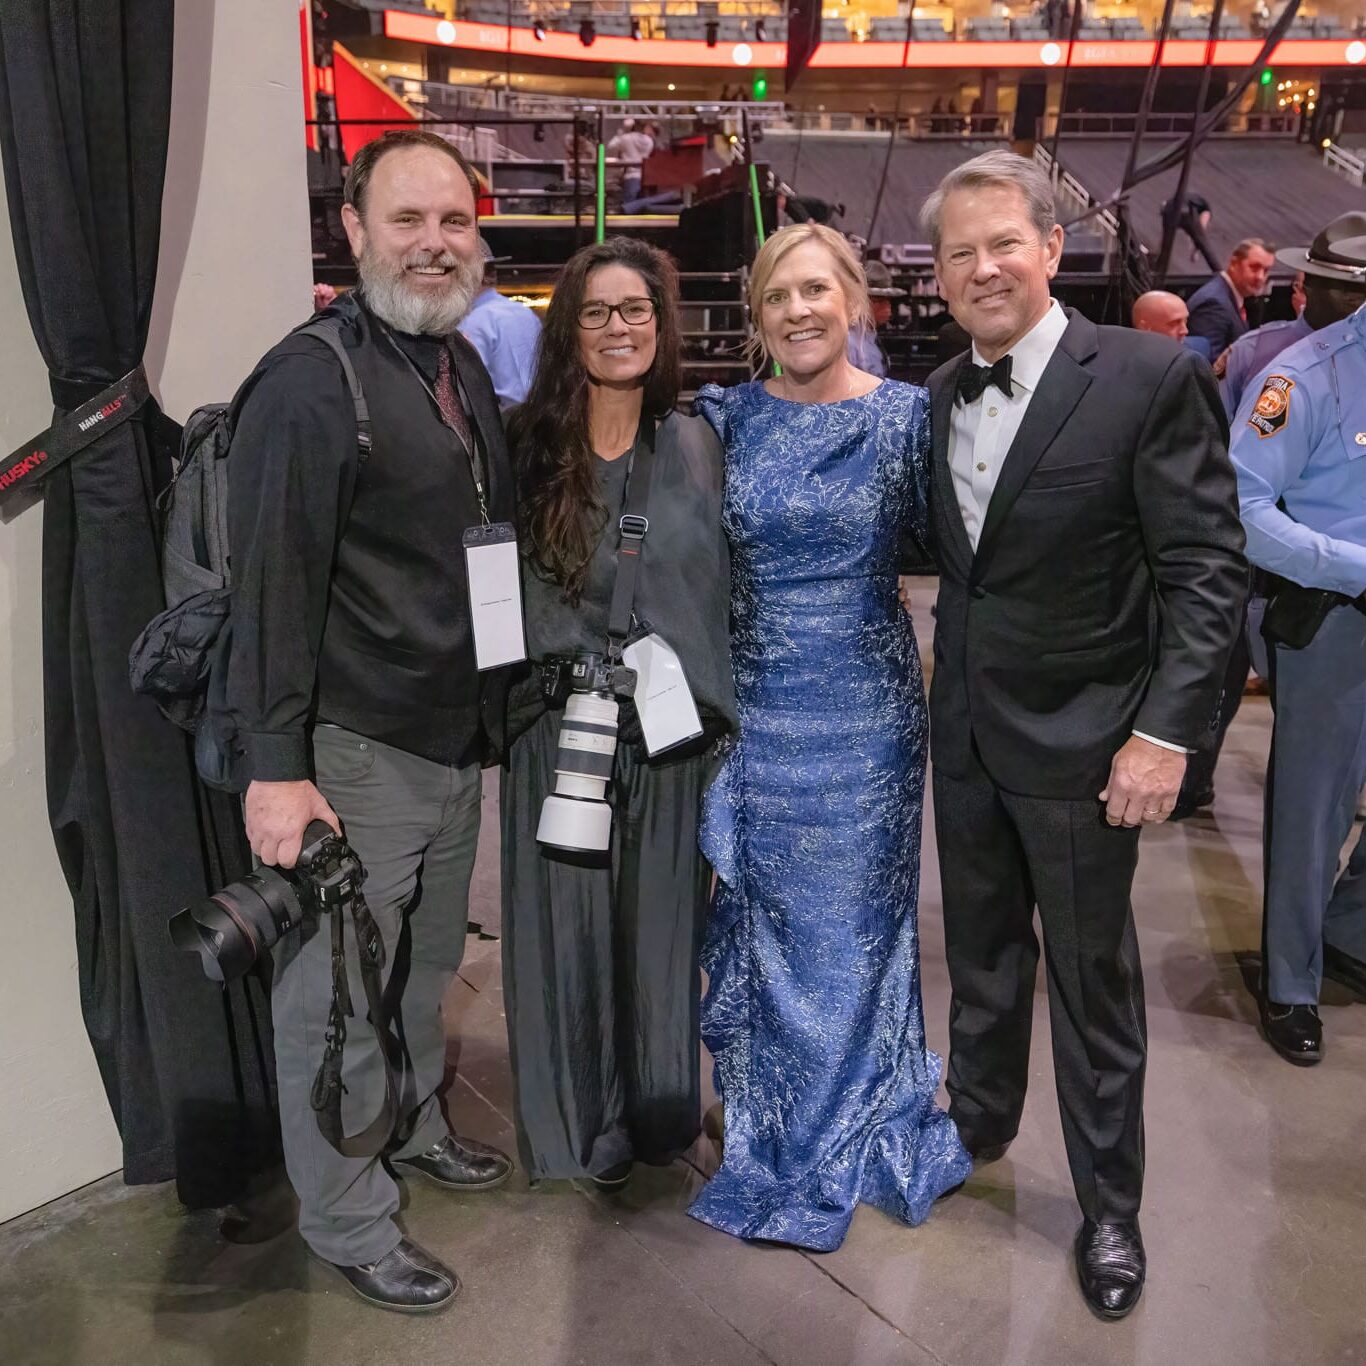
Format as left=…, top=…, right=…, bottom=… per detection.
left=1248, top=374, right=1294, bottom=438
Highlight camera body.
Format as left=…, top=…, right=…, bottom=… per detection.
left=171, top=820, right=365, bottom=983
left=539, top=650, right=636, bottom=707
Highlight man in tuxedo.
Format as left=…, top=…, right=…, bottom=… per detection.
left=1185, top=237, right=1275, bottom=359
left=920, top=152, right=1247, bottom=1320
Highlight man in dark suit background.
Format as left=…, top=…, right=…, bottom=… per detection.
left=1185, top=237, right=1276, bottom=359
left=920, top=152, right=1247, bottom=1320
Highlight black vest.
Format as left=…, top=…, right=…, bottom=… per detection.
left=313, top=297, right=515, bottom=765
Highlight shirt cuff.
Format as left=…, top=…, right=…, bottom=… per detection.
left=241, top=730, right=313, bottom=783
left=1133, top=730, right=1192, bottom=755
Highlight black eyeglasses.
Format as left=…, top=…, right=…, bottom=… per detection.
left=577, top=297, right=657, bottom=329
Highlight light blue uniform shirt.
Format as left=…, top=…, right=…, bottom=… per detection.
left=458, top=287, right=542, bottom=410
left=1230, top=302, right=1366, bottom=598
left=846, top=323, right=887, bottom=378
left=1219, top=315, right=1312, bottom=419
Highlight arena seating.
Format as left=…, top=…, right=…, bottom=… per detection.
left=1055, top=135, right=1366, bottom=270
left=761, top=130, right=1010, bottom=247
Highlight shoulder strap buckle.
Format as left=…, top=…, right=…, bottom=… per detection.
left=619, top=513, right=649, bottom=541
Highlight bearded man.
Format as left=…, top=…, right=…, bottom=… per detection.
left=223, top=130, right=516, bottom=1313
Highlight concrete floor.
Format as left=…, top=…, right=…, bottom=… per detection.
left=3, top=590, right=1366, bottom=1366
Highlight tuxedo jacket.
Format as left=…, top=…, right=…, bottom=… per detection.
left=927, top=309, right=1248, bottom=800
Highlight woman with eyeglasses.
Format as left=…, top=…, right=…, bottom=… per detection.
left=501, top=237, right=736, bottom=1189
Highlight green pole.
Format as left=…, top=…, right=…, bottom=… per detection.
left=596, top=110, right=606, bottom=243
left=746, top=142, right=778, bottom=374
left=748, top=162, right=766, bottom=246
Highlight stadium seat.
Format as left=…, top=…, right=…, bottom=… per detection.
left=912, top=20, right=951, bottom=40
left=821, top=18, right=852, bottom=40
left=965, top=17, right=1011, bottom=39
left=664, top=15, right=707, bottom=39
left=868, top=16, right=909, bottom=41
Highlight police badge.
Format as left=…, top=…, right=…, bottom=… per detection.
left=1248, top=375, right=1294, bottom=438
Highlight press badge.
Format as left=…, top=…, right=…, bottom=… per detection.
left=463, top=523, right=526, bottom=671
left=621, top=632, right=703, bottom=757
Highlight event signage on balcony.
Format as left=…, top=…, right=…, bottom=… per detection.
left=383, top=11, right=1366, bottom=70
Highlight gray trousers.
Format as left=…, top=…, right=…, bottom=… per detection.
left=1265, top=604, right=1366, bottom=1003
left=272, top=723, right=481, bottom=1264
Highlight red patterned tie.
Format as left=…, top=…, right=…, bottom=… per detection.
left=435, top=344, right=473, bottom=453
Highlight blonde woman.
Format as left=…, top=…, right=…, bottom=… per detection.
left=689, top=224, right=969, bottom=1251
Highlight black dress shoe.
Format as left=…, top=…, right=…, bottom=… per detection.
left=1260, top=999, right=1323, bottom=1065
left=393, top=1133, right=512, bottom=1191
left=968, top=1141, right=1011, bottom=1165
left=1323, top=944, right=1366, bottom=999
left=311, top=1236, right=459, bottom=1313
left=590, top=1161, right=633, bottom=1191
left=1075, top=1219, right=1145, bottom=1320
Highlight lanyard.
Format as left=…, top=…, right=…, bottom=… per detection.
left=378, top=322, right=492, bottom=526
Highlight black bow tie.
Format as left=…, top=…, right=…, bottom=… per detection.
left=956, top=355, right=1014, bottom=405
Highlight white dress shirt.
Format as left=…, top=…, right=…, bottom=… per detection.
left=948, top=299, right=1068, bottom=552
left=947, top=298, right=1186, bottom=754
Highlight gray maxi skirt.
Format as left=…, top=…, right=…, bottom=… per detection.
left=500, top=706, right=713, bottom=1180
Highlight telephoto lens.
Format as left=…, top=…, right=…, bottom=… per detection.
left=536, top=692, right=622, bottom=852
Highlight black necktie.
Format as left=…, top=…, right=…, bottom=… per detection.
left=956, top=355, right=1014, bottom=405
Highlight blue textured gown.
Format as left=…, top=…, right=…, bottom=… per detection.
left=689, top=379, right=971, bottom=1251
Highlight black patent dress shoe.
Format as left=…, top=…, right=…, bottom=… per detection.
left=1260, top=998, right=1323, bottom=1065
left=1323, top=944, right=1366, bottom=999
left=311, top=1236, right=459, bottom=1313
left=393, top=1133, right=513, bottom=1191
left=1075, top=1219, right=1145, bottom=1320
left=590, top=1161, right=633, bottom=1191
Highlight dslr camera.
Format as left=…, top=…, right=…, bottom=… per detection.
left=171, top=820, right=365, bottom=982
left=536, top=650, right=637, bottom=854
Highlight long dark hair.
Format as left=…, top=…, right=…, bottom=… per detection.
left=509, top=237, right=682, bottom=600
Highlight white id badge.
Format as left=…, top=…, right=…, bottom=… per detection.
left=463, top=523, right=527, bottom=671
left=621, top=632, right=703, bottom=757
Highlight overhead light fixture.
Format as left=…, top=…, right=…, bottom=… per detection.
left=436, top=19, right=456, bottom=45
left=667, top=82, right=676, bottom=91
left=533, top=20, right=545, bottom=40
left=630, top=17, right=641, bottom=40
left=706, top=20, right=719, bottom=47
left=1348, top=39, right=1366, bottom=64
left=755, top=18, right=767, bottom=40
left=732, top=42, right=753, bottom=65
left=579, top=18, right=596, bottom=46
left=1040, top=41, right=1062, bottom=65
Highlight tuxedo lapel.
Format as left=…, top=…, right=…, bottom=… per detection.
left=929, top=354, right=974, bottom=576
left=972, top=312, right=1097, bottom=571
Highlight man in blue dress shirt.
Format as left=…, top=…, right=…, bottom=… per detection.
left=1230, top=225, right=1366, bottom=1066
left=458, top=237, right=542, bottom=409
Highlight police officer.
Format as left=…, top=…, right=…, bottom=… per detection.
left=1176, top=218, right=1366, bottom=824
left=1230, top=224, right=1366, bottom=1066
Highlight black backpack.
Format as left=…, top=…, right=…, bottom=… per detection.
left=129, top=313, right=371, bottom=790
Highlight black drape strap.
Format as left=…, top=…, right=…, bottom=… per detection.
left=52, top=374, right=123, bottom=410
left=0, top=365, right=150, bottom=506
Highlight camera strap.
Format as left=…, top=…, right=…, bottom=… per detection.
left=605, top=414, right=660, bottom=662
left=310, top=888, right=405, bottom=1159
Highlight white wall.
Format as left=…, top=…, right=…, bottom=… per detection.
left=0, top=0, right=312, bottom=1225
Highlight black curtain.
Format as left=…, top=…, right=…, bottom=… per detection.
left=0, top=2, right=278, bottom=1207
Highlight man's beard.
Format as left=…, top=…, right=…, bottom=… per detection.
left=358, top=245, right=482, bottom=335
